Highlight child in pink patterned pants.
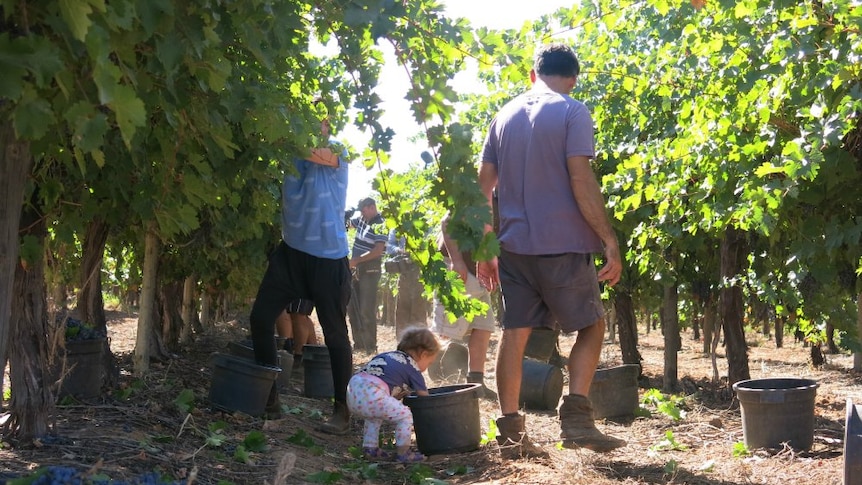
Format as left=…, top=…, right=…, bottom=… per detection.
left=347, top=327, right=440, bottom=462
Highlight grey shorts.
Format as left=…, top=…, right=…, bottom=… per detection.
left=499, top=249, right=604, bottom=333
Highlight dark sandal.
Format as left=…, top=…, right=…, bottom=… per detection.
left=396, top=450, right=425, bottom=463
left=363, top=447, right=392, bottom=460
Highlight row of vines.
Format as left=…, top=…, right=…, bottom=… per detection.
left=1, top=0, right=860, bottom=442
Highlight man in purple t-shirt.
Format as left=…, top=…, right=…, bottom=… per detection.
left=476, top=43, right=625, bottom=459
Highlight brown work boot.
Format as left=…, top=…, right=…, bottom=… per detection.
left=558, top=394, right=626, bottom=452
left=316, top=400, right=351, bottom=435
left=495, top=414, right=549, bottom=459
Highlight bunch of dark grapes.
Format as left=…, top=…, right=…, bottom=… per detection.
left=63, top=317, right=107, bottom=342
left=92, top=471, right=184, bottom=484
left=22, top=465, right=186, bottom=484
left=797, top=273, right=820, bottom=302
left=31, top=466, right=81, bottom=485
left=133, top=472, right=184, bottom=485
left=837, top=265, right=857, bottom=292
left=36, top=434, right=74, bottom=446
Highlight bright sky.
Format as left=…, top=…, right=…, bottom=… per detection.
left=343, top=0, right=574, bottom=205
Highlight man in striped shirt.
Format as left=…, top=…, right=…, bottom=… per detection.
left=347, top=197, right=387, bottom=353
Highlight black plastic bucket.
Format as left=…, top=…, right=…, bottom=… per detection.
left=519, top=358, right=563, bottom=410
left=523, top=327, right=559, bottom=363
left=588, top=364, right=640, bottom=419
left=732, top=377, right=818, bottom=450
left=57, top=338, right=105, bottom=400
left=845, top=398, right=862, bottom=485
left=428, top=341, right=468, bottom=382
left=405, top=383, right=481, bottom=455
left=303, top=345, right=334, bottom=398
left=275, top=350, right=292, bottom=390
left=209, top=352, right=280, bottom=417
left=228, top=339, right=292, bottom=390
left=227, top=339, right=256, bottom=360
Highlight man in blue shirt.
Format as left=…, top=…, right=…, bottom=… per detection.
left=249, top=116, right=353, bottom=434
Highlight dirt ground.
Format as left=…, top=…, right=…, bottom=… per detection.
left=1, top=309, right=860, bottom=485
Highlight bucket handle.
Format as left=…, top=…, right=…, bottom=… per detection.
left=760, top=392, right=786, bottom=404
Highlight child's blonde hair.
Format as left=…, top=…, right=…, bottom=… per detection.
left=397, top=327, right=441, bottom=356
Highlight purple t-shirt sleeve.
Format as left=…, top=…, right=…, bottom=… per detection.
left=566, top=101, right=596, bottom=158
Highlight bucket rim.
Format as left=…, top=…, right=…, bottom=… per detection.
left=732, top=377, right=818, bottom=392
left=211, top=352, right=282, bottom=373
left=593, top=363, right=640, bottom=381
left=65, top=337, right=107, bottom=345
left=405, top=383, right=481, bottom=405
left=596, top=363, right=640, bottom=370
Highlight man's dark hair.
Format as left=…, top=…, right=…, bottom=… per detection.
left=533, top=43, right=580, bottom=78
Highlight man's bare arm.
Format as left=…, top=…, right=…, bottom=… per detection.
left=349, top=241, right=385, bottom=268
left=478, top=162, right=498, bottom=234
left=476, top=162, right=500, bottom=290
left=441, top=212, right=468, bottom=282
left=567, top=155, right=622, bottom=286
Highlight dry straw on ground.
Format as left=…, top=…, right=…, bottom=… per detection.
left=1, top=311, right=858, bottom=484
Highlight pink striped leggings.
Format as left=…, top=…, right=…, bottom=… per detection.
left=347, top=373, right=414, bottom=449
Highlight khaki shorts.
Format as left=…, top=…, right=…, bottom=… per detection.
left=432, top=270, right=497, bottom=341
left=499, top=250, right=604, bottom=333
